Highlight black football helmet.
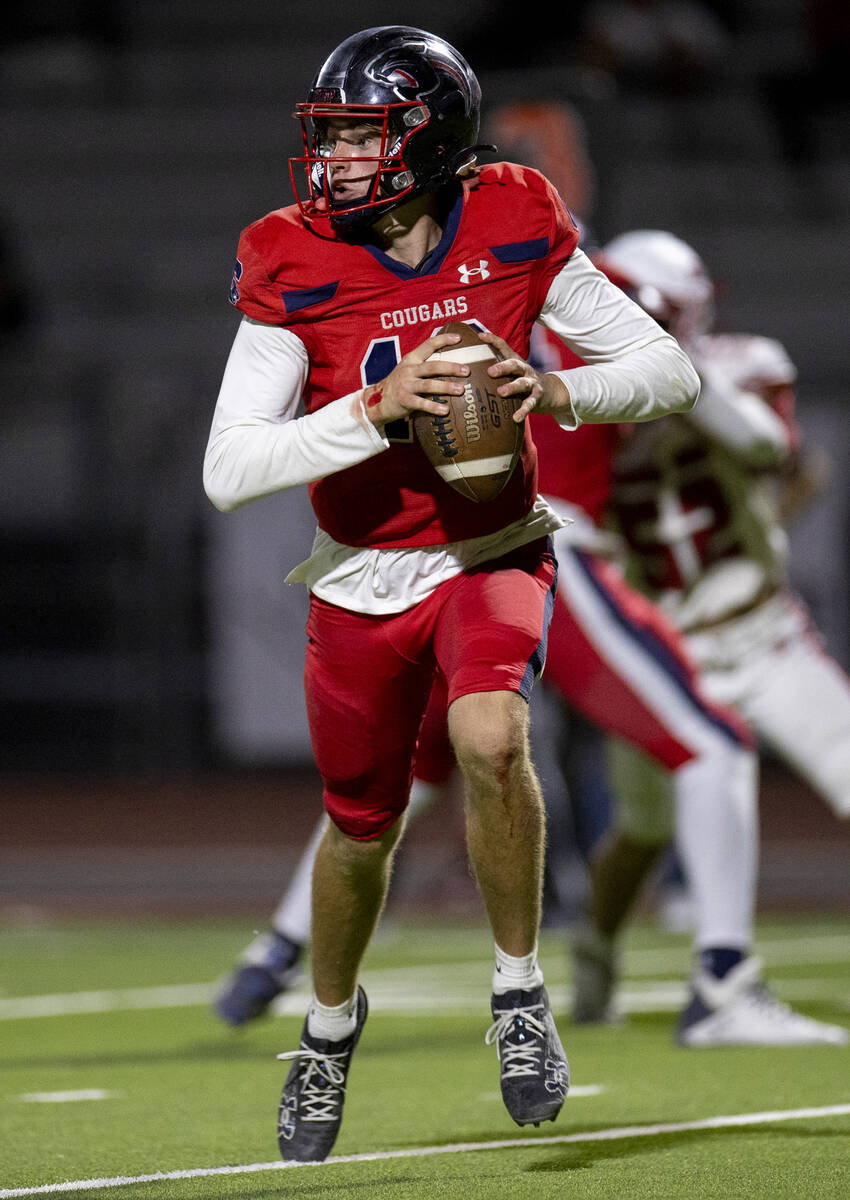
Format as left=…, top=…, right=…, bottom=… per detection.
left=290, top=26, right=486, bottom=232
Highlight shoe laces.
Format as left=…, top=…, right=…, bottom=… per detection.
left=277, top=1047, right=349, bottom=1122
left=485, top=1002, right=547, bottom=1078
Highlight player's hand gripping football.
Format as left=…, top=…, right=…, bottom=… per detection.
left=476, top=331, right=575, bottom=424
left=363, top=332, right=469, bottom=428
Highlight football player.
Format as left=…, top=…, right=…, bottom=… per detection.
left=571, top=228, right=850, bottom=1039
left=604, top=230, right=850, bottom=823
left=204, top=26, right=700, bottom=1162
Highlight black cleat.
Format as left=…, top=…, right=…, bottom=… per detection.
left=486, top=985, right=569, bottom=1126
left=276, top=986, right=368, bottom=1163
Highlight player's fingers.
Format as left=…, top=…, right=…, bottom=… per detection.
left=477, top=329, right=515, bottom=359
left=488, top=356, right=528, bottom=379
left=405, top=331, right=463, bottom=363
left=495, top=367, right=540, bottom=396
left=413, top=375, right=467, bottom=396
left=416, top=359, right=470, bottom=379
left=392, top=366, right=466, bottom=397
left=407, top=397, right=451, bottom=415
left=514, top=395, right=537, bottom=420
left=499, top=372, right=541, bottom=418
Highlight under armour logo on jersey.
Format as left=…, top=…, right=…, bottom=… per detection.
left=458, top=260, right=490, bottom=284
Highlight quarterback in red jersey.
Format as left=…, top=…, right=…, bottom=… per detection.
left=204, top=25, right=698, bottom=1162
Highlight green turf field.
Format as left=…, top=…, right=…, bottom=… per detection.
left=1, top=915, right=848, bottom=1198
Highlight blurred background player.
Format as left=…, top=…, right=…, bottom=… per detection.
left=485, top=99, right=599, bottom=249
left=570, top=228, right=850, bottom=1035
left=524, top=327, right=842, bottom=1045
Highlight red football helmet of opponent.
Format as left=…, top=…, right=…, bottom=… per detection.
left=593, top=229, right=715, bottom=346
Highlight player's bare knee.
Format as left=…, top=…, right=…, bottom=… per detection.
left=450, top=692, right=530, bottom=796
left=449, top=690, right=526, bottom=745
left=456, top=738, right=523, bottom=796
left=323, top=814, right=403, bottom=876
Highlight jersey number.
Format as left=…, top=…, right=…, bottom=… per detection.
left=360, top=321, right=489, bottom=444
left=361, top=336, right=412, bottom=444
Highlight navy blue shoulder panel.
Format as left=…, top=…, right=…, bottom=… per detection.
left=489, top=237, right=550, bottom=264
left=281, top=281, right=340, bottom=313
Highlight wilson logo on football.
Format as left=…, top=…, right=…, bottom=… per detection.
left=414, top=321, right=524, bottom=503
left=458, top=260, right=490, bottom=283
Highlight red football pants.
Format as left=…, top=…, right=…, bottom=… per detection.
left=303, top=539, right=556, bottom=839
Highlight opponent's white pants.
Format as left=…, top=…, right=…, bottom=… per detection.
left=688, top=591, right=850, bottom=819
left=545, top=539, right=758, bottom=952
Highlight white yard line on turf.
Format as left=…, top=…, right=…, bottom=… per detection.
left=0, top=983, right=214, bottom=1020
left=1, top=973, right=847, bottom=1021
left=1, top=933, right=847, bottom=1022
left=1, top=1104, right=848, bottom=1197
left=17, top=1091, right=116, bottom=1104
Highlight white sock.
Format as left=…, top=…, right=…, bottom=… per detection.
left=307, top=993, right=358, bottom=1041
left=492, top=943, right=544, bottom=994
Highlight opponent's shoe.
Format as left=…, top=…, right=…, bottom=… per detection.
left=276, top=986, right=368, bottom=1163
left=570, top=924, right=621, bottom=1025
left=213, top=931, right=303, bottom=1027
left=485, top=985, right=570, bottom=1126
left=677, top=956, right=849, bottom=1047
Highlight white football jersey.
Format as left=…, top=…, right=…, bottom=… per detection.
left=609, top=333, right=798, bottom=631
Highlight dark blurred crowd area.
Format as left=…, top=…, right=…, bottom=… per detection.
left=0, top=2, right=848, bottom=779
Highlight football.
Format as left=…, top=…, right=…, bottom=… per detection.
left=413, top=322, right=525, bottom=502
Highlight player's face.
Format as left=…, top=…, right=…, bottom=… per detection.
left=318, top=119, right=385, bottom=204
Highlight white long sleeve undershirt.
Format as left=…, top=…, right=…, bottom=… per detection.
left=202, top=318, right=388, bottom=513
left=539, top=248, right=699, bottom=426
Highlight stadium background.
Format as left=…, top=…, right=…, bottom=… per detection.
left=1, top=1, right=848, bottom=920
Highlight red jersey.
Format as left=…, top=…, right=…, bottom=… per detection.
left=230, top=163, right=579, bottom=549
left=527, top=323, right=618, bottom=523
